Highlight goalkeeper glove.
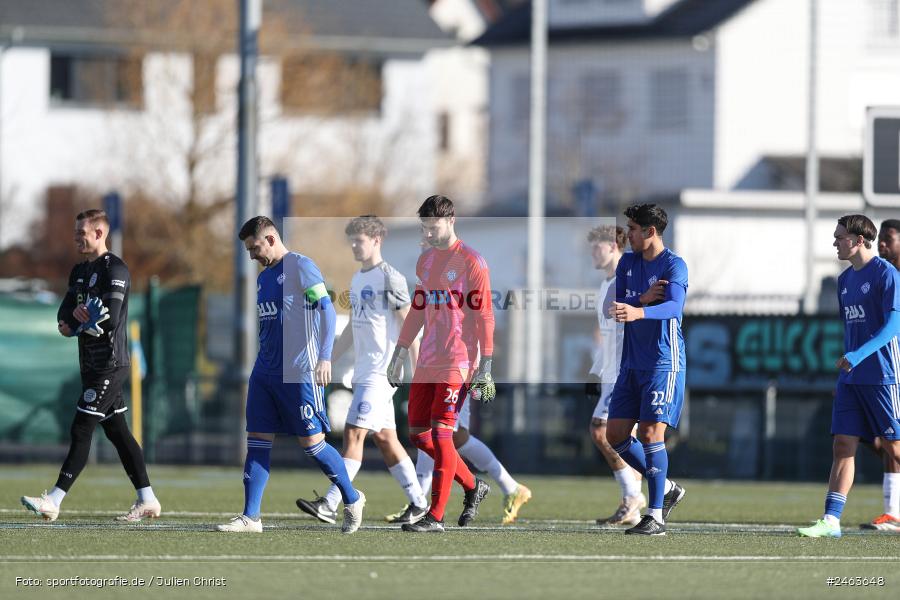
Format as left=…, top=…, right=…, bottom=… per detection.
left=387, top=346, right=408, bottom=388
left=469, top=357, right=495, bottom=403
left=76, top=296, right=110, bottom=337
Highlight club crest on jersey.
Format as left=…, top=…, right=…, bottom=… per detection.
left=446, top=270, right=457, bottom=282
left=648, top=275, right=658, bottom=286
left=83, top=389, right=97, bottom=403
left=88, top=273, right=98, bottom=288
left=861, top=282, right=871, bottom=294
left=277, top=273, right=286, bottom=285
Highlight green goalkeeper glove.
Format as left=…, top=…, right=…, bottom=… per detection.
left=387, top=346, right=408, bottom=388
left=469, top=357, right=495, bottom=403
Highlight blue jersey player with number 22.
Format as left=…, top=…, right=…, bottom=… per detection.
left=605, top=204, right=688, bottom=536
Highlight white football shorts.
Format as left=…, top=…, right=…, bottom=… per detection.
left=346, top=380, right=397, bottom=431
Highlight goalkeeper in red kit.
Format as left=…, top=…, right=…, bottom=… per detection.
left=387, top=195, right=495, bottom=532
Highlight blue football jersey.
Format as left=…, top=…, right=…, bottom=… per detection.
left=837, top=257, right=900, bottom=385
left=616, top=248, right=688, bottom=371
left=255, top=252, right=329, bottom=376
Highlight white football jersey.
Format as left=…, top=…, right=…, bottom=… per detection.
left=590, top=274, right=623, bottom=383
left=350, top=261, right=410, bottom=384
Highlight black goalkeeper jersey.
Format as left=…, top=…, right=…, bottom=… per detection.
left=57, top=252, right=131, bottom=373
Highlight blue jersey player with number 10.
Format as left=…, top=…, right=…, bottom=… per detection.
left=605, top=204, right=688, bottom=536
left=798, top=214, right=900, bottom=538
left=216, top=216, right=365, bottom=534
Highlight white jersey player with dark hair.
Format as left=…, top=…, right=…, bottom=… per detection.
left=296, top=216, right=430, bottom=525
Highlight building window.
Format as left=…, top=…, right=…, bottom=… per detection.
left=579, top=70, right=624, bottom=131
left=281, top=54, right=382, bottom=114
left=649, top=68, right=689, bottom=131
left=192, top=53, right=218, bottom=115
left=49, top=52, right=143, bottom=107
left=869, top=0, right=900, bottom=40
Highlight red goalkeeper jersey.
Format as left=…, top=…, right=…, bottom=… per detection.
left=398, top=239, right=494, bottom=370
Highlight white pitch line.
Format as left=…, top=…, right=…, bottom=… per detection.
left=0, top=554, right=897, bottom=563
left=0, top=509, right=818, bottom=529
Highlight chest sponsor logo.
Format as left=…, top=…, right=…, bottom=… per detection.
left=257, top=302, right=279, bottom=319
left=841, top=287, right=847, bottom=295
left=844, top=305, right=866, bottom=321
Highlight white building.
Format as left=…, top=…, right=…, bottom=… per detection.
left=475, top=0, right=900, bottom=312
left=0, top=0, right=457, bottom=248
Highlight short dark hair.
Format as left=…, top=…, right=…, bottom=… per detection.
left=345, top=215, right=387, bottom=239
left=624, top=203, right=668, bottom=235
left=587, top=225, right=625, bottom=250
left=239, top=215, right=277, bottom=240
left=881, top=219, right=900, bottom=233
left=76, top=209, right=109, bottom=228
left=838, top=214, right=877, bottom=248
left=417, top=195, right=455, bottom=218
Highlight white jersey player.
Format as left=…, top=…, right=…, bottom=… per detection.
left=587, top=225, right=647, bottom=526
left=296, top=216, right=429, bottom=526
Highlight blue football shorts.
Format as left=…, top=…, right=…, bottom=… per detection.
left=832, top=383, right=900, bottom=441
left=246, top=368, right=330, bottom=436
left=608, top=368, right=685, bottom=427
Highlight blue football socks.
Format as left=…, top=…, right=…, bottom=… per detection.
left=243, top=437, right=272, bottom=519
left=304, top=440, right=360, bottom=505
left=643, top=441, right=668, bottom=510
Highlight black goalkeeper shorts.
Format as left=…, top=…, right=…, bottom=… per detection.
left=77, top=367, right=130, bottom=420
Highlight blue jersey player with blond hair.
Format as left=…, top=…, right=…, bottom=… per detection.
left=606, top=203, right=688, bottom=536
left=799, top=214, right=900, bottom=538
left=216, top=216, right=365, bottom=534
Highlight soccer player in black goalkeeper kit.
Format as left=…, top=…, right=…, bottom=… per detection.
left=21, top=209, right=161, bottom=522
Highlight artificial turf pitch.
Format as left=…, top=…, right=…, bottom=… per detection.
left=0, top=464, right=897, bottom=599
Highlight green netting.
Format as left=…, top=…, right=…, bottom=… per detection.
left=0, top=286, right=199, bottom=444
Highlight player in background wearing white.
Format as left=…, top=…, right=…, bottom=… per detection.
left=296, top=216, right=429, bottom=525
left=386, top=236, right=532, bottom=526
left=586, top=225, right=646, bottom=526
